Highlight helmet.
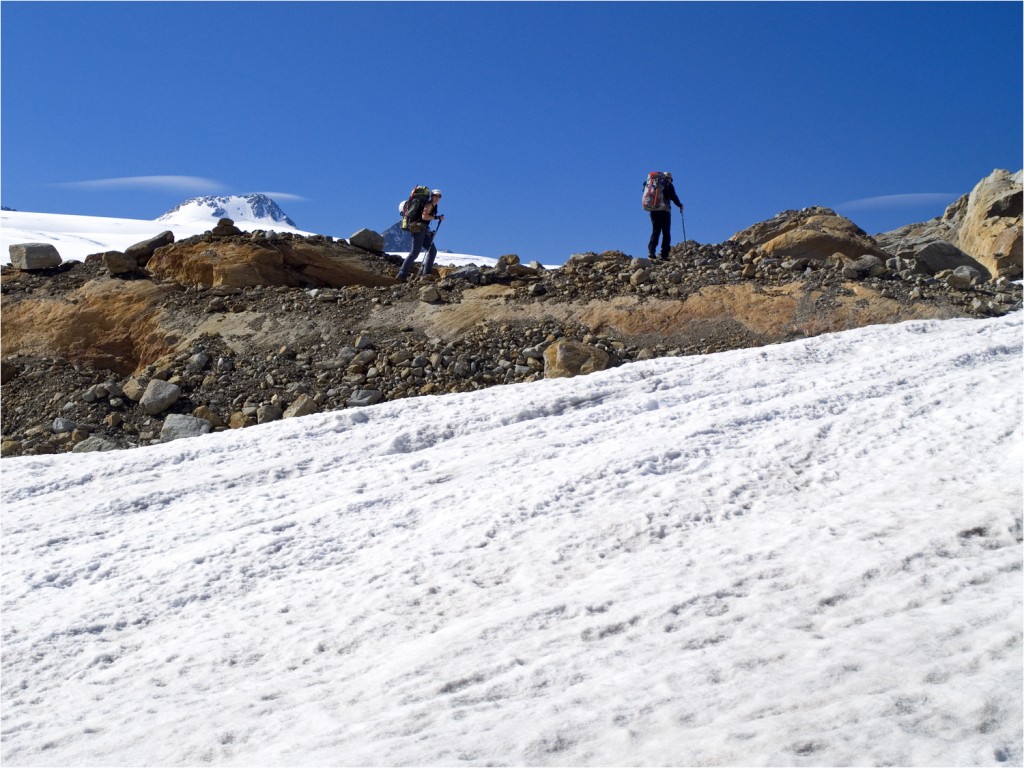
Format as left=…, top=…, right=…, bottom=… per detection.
left=432, top=189, right=443, bottom=196
left=665, top=172, right=673, bottom=180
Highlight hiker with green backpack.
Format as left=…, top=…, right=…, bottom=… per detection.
left=642, top=171, right=684, bottom=260
left=396, top=187, right=445, bottom=282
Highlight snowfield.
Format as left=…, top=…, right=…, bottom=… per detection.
left=0, top=208, right=498, bottom=270
left=2, top=311, right=1022, bottom=766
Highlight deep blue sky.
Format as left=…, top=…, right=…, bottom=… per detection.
left=2, top=2, right=1021, bottom=263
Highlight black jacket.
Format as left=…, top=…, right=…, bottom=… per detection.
left=661, top=181, right=683, bottom=210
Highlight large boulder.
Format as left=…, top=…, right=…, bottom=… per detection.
left=100, top=251, right=142, bottom=276
left=124, top=230, right=174, bottom=267
left=877, top=236, right=990, bottom=278
left=159, top=414, right=212, bottom=442
left=348, top=229, right=385, bottom=253
left=731, top=207, right=888, bottom=265
left=9, top=243, right=62, bottom=270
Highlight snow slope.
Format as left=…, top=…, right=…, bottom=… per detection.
left=0, top=207, right=311, bottom=265
left=2, top=312, right=1021, bottom=767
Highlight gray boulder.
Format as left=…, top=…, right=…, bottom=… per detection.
left=52, top=417, right=77, bottom=434
left=101, top=251, right=140, bottom=275
left=211, top=218, right=242, bottom=237
left=841, top=255, right=887, bottom=280
left=283, top=394, right=318, bottom=419
left=139, top=379, right=182, bottom=415
left=125, top=230, right=174, bottom=266
left=347, top=389, right=383, bottom=407
left=944, top=265, right=983, bottom=290
left=348, top=229, right=385, bottom=253
left=160, top=414, right=213, bottom=442
left=9, top=243, right=61, bottom=270
left=257, top=404, right=283, bottom=424
left=884, top=237, right=990, bottom=278
left=72, top=436, right=120, bottom=453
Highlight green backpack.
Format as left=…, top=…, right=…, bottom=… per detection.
left=400, top=186, right=431, bottom=230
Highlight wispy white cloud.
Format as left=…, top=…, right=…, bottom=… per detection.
left=258, top=191, right=308, bottom=202
left=836, top=193, right=959, bottom=211
left=55, top=176, right=228, bottom=193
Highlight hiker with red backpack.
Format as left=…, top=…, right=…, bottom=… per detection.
left=642, top=171, right=684, bottom=260
left=396, top=187, right=445, bottom=282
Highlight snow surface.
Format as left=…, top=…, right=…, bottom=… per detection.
left=0, top=208, right=498, bottom=270
left=2, top=312, right=1022, bottom=767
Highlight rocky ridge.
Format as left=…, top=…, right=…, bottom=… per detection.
left=2, top=174, right=1021, bottom=458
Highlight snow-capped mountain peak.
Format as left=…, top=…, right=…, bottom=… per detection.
left=158, top=193, right=297, bottom=228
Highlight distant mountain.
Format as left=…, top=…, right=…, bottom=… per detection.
left=158, top=194, right=297, bottom=228
left=382, top=220, right=453, bottom=253
left=382, top=220, right=411, bottom=252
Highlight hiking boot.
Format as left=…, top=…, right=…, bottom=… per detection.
left=395, top=273, right=408, bottom=283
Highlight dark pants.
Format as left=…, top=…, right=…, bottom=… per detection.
left=648, top=210, right=672, bottom=257
left=398, top=229, right=437, bottom=278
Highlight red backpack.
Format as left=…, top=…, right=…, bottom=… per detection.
left=641, top=172, right=671, bottom=212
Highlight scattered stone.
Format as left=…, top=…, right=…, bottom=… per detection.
left=71, top=435, right=120, bottom=453
left=257, top=404, right=283, bottom=424
left=348, top=389, right=383, bottom=407
left=543, top=339, right=611, bottom=379
left=842, top=255, right=887, bottom=279
left=52, top=417, right=77, bottom=434
left=419, top=285, right=442, bottom=303
left=284, top=394, right=318, bottom=419
left=139, top=379, right=182, bottom=415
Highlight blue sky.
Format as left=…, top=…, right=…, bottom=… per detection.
left=2, top=2, right=1021, bottom=264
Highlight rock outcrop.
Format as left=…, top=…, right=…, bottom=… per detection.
left=950, top=169, right=1022, bottom=279
left=876, top=169, right=1022, bottom=279
left=731, top=206, right=889, bottom=268
left=145, top=230, right=397, bottom=290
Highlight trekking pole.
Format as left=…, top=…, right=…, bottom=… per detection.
left=680, top=207, right=688, bottom=254
left=426, top=218, right=442, bottom=248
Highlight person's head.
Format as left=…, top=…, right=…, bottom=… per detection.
left=432, top=189, right=443, bottom=199
left=665, top=173, right=673, bottom=181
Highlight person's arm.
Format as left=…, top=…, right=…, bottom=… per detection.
left=668, top=183, right=684, bottom=209
left=423, top=202, right=444, bottom=222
